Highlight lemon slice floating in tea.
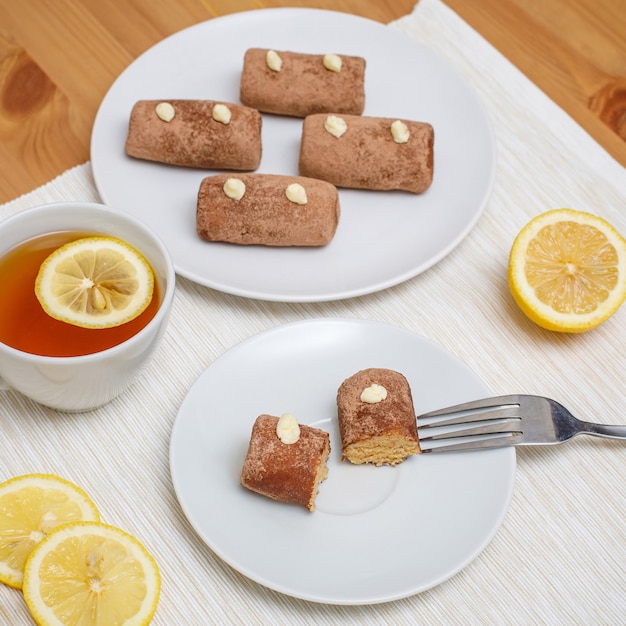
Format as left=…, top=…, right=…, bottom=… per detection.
left=508, top=208, right=626, bottom=332
left=23, top=521, right=161, bottom=626
left=35, top=236, right=154, bottom=329
left=0, top=474, right=100, bottom=589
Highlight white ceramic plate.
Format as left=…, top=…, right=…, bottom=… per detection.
left=91, top=8, right=496, bottom=302
left=169, top=319, right=515, bottom=604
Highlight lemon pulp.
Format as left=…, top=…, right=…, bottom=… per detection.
left=508, top=209, right=626, bottom=332
left=0, top=474, right=100, bottom=589
left=23, top=522, right=160, bottom=626
left=35, top=236, right=154, bottom=329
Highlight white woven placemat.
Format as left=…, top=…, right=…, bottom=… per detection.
left=1, top=0, right=625, bottom=623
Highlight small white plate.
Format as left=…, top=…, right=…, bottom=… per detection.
left=169, top=319, right=515, bottom=604
left=91, top=8, right=496, bottom=302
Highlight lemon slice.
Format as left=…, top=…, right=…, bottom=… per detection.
left=23, top=521, right=160, bottom=626
left=0, top=474, right=100, bottom=589
left=35, top=236, right=154, bottom=329
left=508, top=209, right=626, bottom=332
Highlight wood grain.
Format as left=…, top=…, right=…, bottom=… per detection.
left=445, top=0, right=626, bottom=169
left=0, top=0, right=623, bottom=205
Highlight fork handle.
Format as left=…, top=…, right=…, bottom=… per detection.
left=577, top=422, right=626, bottom=440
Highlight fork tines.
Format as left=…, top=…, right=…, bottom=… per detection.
left=417, top=397, right=523, bottom=453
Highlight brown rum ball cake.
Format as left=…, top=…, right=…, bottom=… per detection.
left=240, top=48, right=365, bottom=117
left=337, top=368, right=420, bottom=466
left=299, top=113, right=434, bottom=193
left=240, top=414, right=331, bottom=512
left=125, top=99, right=262, bottom=170
left=196, top=173, right=340, bottom=247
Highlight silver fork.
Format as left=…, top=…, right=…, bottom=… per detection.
left=417, top=394, right=626, bottom=453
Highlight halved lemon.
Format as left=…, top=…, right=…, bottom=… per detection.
left=35, top=236, right=154, bottom=329
left=508, top=208, right=626, bottom=332
left=0, top=474, right=100, bottom=589
left=23, top=521, right=160, bottom=626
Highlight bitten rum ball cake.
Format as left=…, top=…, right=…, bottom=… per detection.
left=337, top=368, right=420, bottom=466
left=240, top=414, right=331, bottom=512
left=196, top=173, right=340, bottom=247
left=239, top=49, right=366, bottom=117
left=299, top=113, right=434, bottom=193
left=125, top=100, right=262, bottom=170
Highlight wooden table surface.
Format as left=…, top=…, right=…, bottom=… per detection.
left=0, top=0, right=624, bottom=205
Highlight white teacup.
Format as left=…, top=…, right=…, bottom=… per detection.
left=0, top=202, right=175, bottom=411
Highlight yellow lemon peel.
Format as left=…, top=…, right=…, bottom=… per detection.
left=23, top=521, right=160, bottom=626
left=508, top=208, right=626, bottom=332
left=0, top=474, right=100, bottom=589
left=35, top=236, right=154, bottom=329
